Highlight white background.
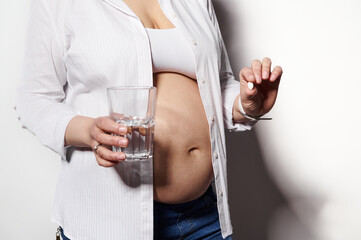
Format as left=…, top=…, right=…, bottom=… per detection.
left=1, top=0, right=360, bottom=239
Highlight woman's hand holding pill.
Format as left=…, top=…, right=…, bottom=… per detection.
left=238, top=57, right=283, bottom=118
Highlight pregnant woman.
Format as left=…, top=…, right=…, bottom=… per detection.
left=15, top=0, right=282, bottom=239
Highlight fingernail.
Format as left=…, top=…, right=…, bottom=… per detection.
left=256, top=75, right=261, bottom=83
left=119, top=138, right=128, bottom=146
left=119, top=127, right=127, bottom=134
left=270, top=74, right=276, bottom=82
left=248, top=82, right=254, bottom=90
left=117, top=153, right=125, bottom=160
left=262, top=71, right=268, bottom=79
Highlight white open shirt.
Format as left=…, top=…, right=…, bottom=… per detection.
left=15, top=0, right=254, bottom=239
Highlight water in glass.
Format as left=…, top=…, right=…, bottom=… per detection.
left=113, top=115, right=155, bottom=161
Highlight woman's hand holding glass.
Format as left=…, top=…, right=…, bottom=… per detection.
left=89, top=117, right=129, bottom=167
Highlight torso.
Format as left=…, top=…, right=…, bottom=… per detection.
left=153, top=73, right=213, bottom=204
left=123, top=0, right=214, bottom=204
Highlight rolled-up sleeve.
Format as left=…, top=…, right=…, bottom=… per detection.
left=15, top=0, right=79, bottom=160
left=206, top=0, right=256, bottom=132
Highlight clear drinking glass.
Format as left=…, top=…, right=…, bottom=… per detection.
left=107, top=86, right=157, bottom=161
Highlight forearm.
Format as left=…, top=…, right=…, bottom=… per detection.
left=64, top=116, right=94, bottom=147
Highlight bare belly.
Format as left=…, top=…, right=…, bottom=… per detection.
left=153, top=72, right=214, bottom=204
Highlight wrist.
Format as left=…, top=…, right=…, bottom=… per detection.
left=237, top=96, right=261, bottom=122
left=65, top=116, right=94, bottom=147
left=237, top=96, right=273, bottom=121
left=83, top=117, right=94, bottom=147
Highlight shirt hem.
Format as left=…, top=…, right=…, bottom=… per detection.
left=221, top=229, right=233, bottom=239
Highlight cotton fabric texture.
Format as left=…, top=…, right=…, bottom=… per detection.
left=15, top=0, right=254, bottom=239
left=145, top=27, right=197, bottom=80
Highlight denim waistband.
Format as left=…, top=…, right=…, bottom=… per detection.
left=153, top=185, right=217, bottom=212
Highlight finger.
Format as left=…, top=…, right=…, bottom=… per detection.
left=240, top=67, right=256, bottom=83
left=239, top=67, right=258, bottom=100
left=270, top=65, right=283, bottom=82
left=251, top=59, right=262, bottom=84
left=138, top=125, right=151, bottom=136
left=96, top=145, right=126, bottom=162
left=95, top=117, right=128, bottom=135
left=91, top=128, right=129, bottom=147
left=95, top=154, right=118, bottom=168
left=262, top=57, right=272, bottom=80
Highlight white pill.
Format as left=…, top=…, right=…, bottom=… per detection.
left=247, top=82, right=254, bottom=90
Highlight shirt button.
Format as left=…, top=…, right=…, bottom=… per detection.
left=218, top=190, right=223, bottom=197
left=171, top=13, right=177, bottom=18
left=200, top=78, right=205, bottom=84
left=214, top=153, right=218, bottom=159
left=192, top=40, right=197, bottom=46
left=209, top=115, right=215, bottom=122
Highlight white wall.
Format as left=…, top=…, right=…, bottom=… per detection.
left=0, top=0, right=360, bottom=239
left=224, top=0, right=361, bottom=239
left=0, top=0, right=61, bottom=239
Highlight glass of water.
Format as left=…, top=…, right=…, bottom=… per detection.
left=107, top=86, right=157, bottom=161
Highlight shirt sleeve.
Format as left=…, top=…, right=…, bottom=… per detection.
left=206, top=0, right=256, bottom=132
left=15, top=0, right=79, bottom=160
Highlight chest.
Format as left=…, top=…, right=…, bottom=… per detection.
left=63, top=0, right=221, bottom=89
left=122, top=0, right=175, bottom=29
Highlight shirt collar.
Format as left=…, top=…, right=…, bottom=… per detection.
left=102, top=0, right=138, bottom=18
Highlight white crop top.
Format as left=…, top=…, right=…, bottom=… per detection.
left=145, top=28, right=197, bottom=80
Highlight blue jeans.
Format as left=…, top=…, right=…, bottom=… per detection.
left=154, top=185, right=232, bottom=240
left=60, top=186, right=232, bottom=240
left=60, top=227, right=70, bottom=240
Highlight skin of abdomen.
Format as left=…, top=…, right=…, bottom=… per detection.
left=153, top=72, right=214, bottom=204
